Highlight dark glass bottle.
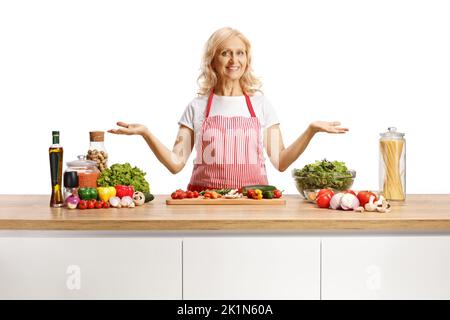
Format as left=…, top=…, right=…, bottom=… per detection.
left=49, top=131, right=64, bottom=207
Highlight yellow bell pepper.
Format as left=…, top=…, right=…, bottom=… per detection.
left=253, top=189, right=263, bottom=200
left=97, top=186, right=116, bottom=202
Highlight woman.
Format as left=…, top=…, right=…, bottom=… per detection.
left=109, top=27, right=348, bottom=191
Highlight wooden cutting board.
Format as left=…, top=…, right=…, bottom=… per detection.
left=166, top=197, right=286, bottom=205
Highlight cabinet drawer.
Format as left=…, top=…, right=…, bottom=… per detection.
left=183, top=237, right=320, bottom=299
left=322, top=236, right=450, bottom=299
left=0, top=237, right=182, bottom=299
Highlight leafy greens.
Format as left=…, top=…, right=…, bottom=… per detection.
left=292, top=159, right=354, bottom=190
left=97, top=163, right=150, bottom=193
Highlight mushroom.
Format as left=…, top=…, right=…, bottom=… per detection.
left=364, top=195, right=377, bottom=212
left=375, top=196, right=391, bottom=213
left=133, top=191, right=146, bottom=206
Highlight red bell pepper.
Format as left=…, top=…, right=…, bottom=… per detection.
left=115, top=185, right=135, bottom=198
left=246, top=189, right=256, bottom=199
left=273, top=189, right=282, bottom=198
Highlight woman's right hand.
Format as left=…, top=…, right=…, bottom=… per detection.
left=108, top=122, right=147, bottom=136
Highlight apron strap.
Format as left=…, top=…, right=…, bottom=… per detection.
left=205, top=89, right=215, bottom=118
left=205, top=89, right=256, bottom=118
left=244, top=94, right=256, bottom=117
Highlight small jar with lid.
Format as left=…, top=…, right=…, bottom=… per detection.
left=63, top=171, right=79, bottom=200
left=379, top=127, right=406, bottom=201
left=87, top=131, right=108, bottom=172
left=66, top=155, right=100, bottom=188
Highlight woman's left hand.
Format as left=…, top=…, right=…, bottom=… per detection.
left=309, top=121, right=349, bottom=134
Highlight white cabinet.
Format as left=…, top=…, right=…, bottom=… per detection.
left=321, top=236, right=450, bottom=299
left=2, top=233, right=449, bottom=300
left=0, top=236, right=182, bottom=299
left=183, top=237, right=320, bottom=300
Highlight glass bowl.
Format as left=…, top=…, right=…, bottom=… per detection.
left=293, top=170, right=356, bottom=201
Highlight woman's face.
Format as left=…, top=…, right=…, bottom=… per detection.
left=213, top=36, right=247, bottom=82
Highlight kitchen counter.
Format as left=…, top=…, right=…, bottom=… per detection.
left=0, top=194, right=449, bottom=231
left=1, top=194, right=450, bottom=300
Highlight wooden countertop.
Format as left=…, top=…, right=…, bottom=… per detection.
left=0, top=195, right=449, bottom=231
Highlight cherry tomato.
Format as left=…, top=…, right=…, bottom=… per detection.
left=95, top=200, right=103, bottom=209
left=192, top=191, right=199, bottom=198
left=357, top=191, right=378, bottom=207
left=186, top=191, right=194, bottom=198
left=171, top=192, right=178, bottom=199
left=316, top=194, right=332, bottom=208
left=78, top=200, right=87, bottom=210
left=87, top=199, right=96, bottom=209
left=102, top=201, right=110, bottom=208
left=176, top=191, right=185, bottom=199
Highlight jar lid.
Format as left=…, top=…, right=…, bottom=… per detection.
left=64, top=171, right=79, bottom=188
left=380, top=127, right=405, bottom=139
left=67, top=155, right=98, bottom=168
left=90, top=131, right=104, bottom=142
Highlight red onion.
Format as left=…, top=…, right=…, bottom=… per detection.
left=330, top=193, right=345, bottom=210
left=340, top=194, right=360, bottom=211
left=65, top=195, right=80, bottom=210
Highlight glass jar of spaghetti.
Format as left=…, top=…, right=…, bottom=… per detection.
left=379, top=127, right=406, bottom=201
left=65, top=155, right=100, bottom=188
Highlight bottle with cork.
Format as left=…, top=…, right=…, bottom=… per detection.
left=86, top=131, right=108, bottom=172
left=49, top=131, right=64, bottom=207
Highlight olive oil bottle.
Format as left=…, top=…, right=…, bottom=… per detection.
left=49, top=131, right=64, bottom=207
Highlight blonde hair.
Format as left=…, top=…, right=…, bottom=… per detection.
left=197, top=27, right=262, bottom=96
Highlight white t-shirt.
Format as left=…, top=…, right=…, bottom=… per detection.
left=178, top=94, right=280, bottom=136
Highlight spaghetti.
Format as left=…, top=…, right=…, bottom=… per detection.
left=380, top=139, right=405, bottom=200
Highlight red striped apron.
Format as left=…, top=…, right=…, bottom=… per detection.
left=187, top=90, right=268, bottom=192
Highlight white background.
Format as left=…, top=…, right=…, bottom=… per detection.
left=1, top=0, right=449, bottom=195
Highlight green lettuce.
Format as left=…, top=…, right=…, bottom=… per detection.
left=292, top=159, right=354, bottom=190
left=97, top=163, right=150, bottom=193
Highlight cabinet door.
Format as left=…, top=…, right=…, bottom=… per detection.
left=183, top=237, right=320, bottom=300
left=0, top=237, right=182, bottom=299
left=322, top=236, right=450, bottom=299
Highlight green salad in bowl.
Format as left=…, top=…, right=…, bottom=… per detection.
left=292, top=159, right=355, bottom=200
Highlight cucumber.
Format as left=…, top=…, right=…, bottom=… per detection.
left=145, top=193, right=154, bottom=202
left=241, top=185, right=277, bottom=195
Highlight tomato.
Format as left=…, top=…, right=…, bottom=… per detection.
left=357, top=191, right=378, bottom=207
left=317, top=189, right=334, bottom=199
left=344, top=190, right=356, bottom=196
left=192, top=191, right=199, bottom=198
left=176, top=191, right=185, bottom=199
left=102, top=201, right=110, bottom=208
left=78, top=200, right=88, bottom=210
left=316, top=194, right=332, bottom=208
left=87, top=199, right=96, bottom=209
left=186, top=191, right=194, bottom=198
left=95, top=200, right=103, bottom=209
